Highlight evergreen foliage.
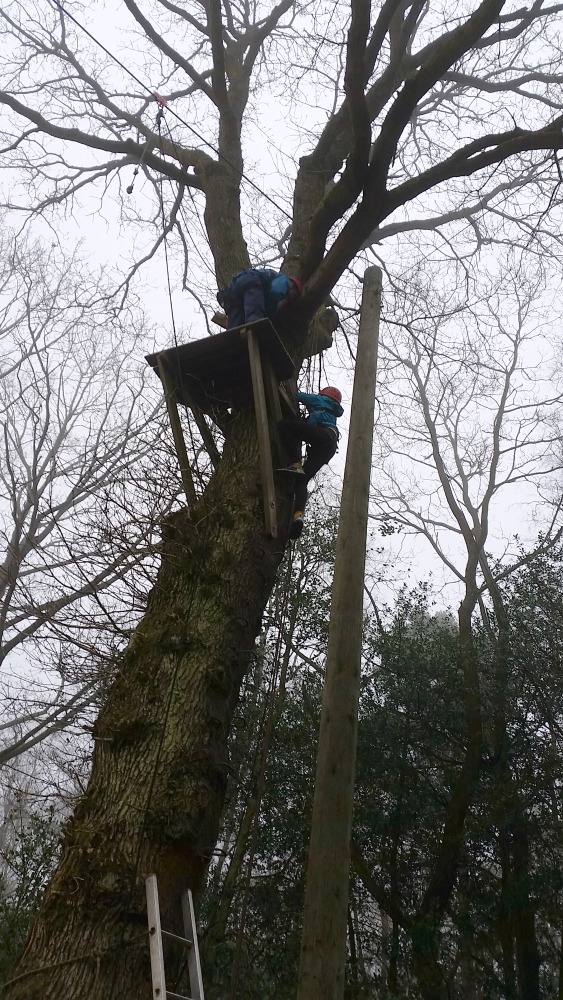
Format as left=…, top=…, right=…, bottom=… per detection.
left=0, top=803, right=61, bottom=985
left=198, top=538, right=563, bottom=999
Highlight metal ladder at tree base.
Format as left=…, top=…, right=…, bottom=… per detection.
left=145, top=874, right=205, bottom=1000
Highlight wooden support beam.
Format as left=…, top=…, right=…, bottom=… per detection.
left=278, top=382, right=298, bottom=416
left=157, top=355, right=197, bottom=507
left=262, top=358, right=283, bottom=423
left=175, top=378, right=221, bottom=468
left=245, top=328, right=278, bottom=538
left=262, top=356, right=285, bottom=468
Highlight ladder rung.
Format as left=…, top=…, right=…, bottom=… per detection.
left=146, top=875, right=205, bottom=1000
left=161, top=929, right=193, bottom=947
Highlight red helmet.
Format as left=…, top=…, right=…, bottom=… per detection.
left=320, top=386, right=342, bottom=404
left=289, top=276, right=303, bottom=296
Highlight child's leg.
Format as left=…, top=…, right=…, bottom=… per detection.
left=235, top=273, right=266, bottom=322
left=293, top=427, right=336, bottom=515
left=301, top=425, right=338, bottom=481
left=226, top=299, right=246, bottom=328
left=224, top=282, right=246, bottom=328
left=293, top=475, right=308, bottom=514
left=277, top=418, right=308, bottom=465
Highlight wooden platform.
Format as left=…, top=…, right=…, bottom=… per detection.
left=145, top=319, right=295, bottom=415
left=146, top=319, right=299, bottom=536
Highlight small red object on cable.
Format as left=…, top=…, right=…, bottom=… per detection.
left=153, top=92, right=168, bottom=108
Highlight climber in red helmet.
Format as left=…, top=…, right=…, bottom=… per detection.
left=277, top=386, right=344, bottom=539
left=217, top=268, right=303, bottom=329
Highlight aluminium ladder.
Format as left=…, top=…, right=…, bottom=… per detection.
left=145, top=874, right=205, bottom=1000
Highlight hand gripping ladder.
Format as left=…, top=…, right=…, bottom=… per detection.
left=145, top=874, right=205, bottom=1000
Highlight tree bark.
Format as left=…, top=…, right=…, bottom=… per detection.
left=499, top=825, right=518, bottom=1000
left=558, top=913, right=563, bottom=1000
left=3, top=415, right=290, bottom=1000
left=511, top=806, right=541, bottom=1000
left=410, top=945, right=450, bottom=1000
left=485, top=569, right=541, bottom=1000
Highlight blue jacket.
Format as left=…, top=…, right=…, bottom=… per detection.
left=296, top=391, right=344, bottom=428
left=232, top=268, right=292, bottom=318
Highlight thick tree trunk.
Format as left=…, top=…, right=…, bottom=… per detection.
left=511, top=809, right=541, bottom=1000
left=387, top=817, right=401, bottom=998
left=558, top=914, right=563, bottom=1000
left=410, top=942, right=449, bottom=1000
left=3, top=414, right=290, bottom=1000
left=495, top=780, right=541, bottom=1000
left=486, top=570, right=541, bottom=1000
left=499, top=824, right=518, bottom=1000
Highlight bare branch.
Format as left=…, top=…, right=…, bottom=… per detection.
left=122, top=0, right=217, bottom=104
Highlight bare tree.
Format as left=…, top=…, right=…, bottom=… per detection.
left=5, top=3, right=563, bottom=998
left=358, top=257, right=563, bottom=999
left=374, top=257, right=563, bottom=579
left=3, top=3, right=563, bottom=296
left=0, top=228, right=172, bottom=765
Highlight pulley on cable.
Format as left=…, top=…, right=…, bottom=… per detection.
left=127, top=93, right=168, bottom=195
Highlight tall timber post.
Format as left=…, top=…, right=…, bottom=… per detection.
left=297, top=265, right=382, bottom=1000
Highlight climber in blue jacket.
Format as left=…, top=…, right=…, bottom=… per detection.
left=218, top=268, right=303, bottom=329
left=277, top=387, right=344, bottom=539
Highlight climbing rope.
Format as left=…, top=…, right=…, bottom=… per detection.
left=152, top=98, right=209, bottom=486
left=154, top=97, right=180, bottom=350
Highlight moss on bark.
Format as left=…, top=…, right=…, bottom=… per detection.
left=4, top=412, right=293, bottom=1000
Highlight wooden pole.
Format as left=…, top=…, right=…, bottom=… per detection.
left=296, top=266, right=382, bottom=1000
left=177, top=382, right=221, bottom=468
left=245, top=327, right=278, bottom=538
left=157, top=356, right=197, bottom=507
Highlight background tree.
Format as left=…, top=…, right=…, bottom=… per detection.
left=353, top=553, right=563, bottom=1000
left=5, top=2, right=563, bottom=998
left=196, top=559, right=563, bottom=1000
left=0, top=777, right=62, bottom=986
left=0, top=226, right=172, bottom=766
left=356, top=259, right=563, bottom=999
